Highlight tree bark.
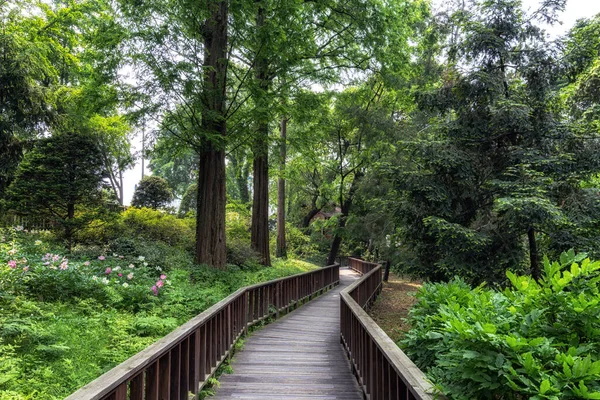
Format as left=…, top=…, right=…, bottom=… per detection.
left=301, top=193, right=322, bottom=228
left=250, top=3, right=271, bottom=266
left=528, top=226, right=540, bottom=280
left=276, top=116, right=287, bottom=259
left=66, top=202, right=75, bottom=252
left=325, top=171, right=362, bottom=266
left=195, top=0, right=228, bottom=268
left=238, top=160, right=250, bottom=204
left=383, top=260, right=391, bottom=282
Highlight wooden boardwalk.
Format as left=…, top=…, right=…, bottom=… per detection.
left=212, top=268, right=362, bottom=400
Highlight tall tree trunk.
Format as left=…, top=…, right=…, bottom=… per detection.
left=66, top=202, right=75, bottom=252
left=276, top=116, right=287, bottom=259
left=250, top=3, right=271, bottom=266
left=240, top=161, right=250, bottom=203
left=118, top=169, right=124, bottom=206
left=326, top=172, right=362, bottom=266
left=528, top=227, right=540, bottom=280
left=195, top=0, right=228, bottom=268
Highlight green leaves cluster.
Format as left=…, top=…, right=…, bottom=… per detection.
left=403, top=250, right=600, bottom=399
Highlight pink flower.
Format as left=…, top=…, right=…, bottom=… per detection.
left=59, top=262, right=68, bottom=270
left=160, top=274, right=166, bottom=280
left=105, top=267, right=112, bottom=274
left=119, top=256, right=124, bottom=259
left=83, top=261, right=90, bottom=266
left=118, top=273, right=123, bottom=277
left=43, top=262, right=50, bottom=266
left=127, top=273, right=134, bottom=280
left=156, top=280, right=164, bottom=288
left=52, top=254, right=60, bottom=262
left=98, top=256, right=105, bottom=261
left=151, top=285, right=158, bottom=295
left=8, top=260, right=17, bottom=269
left=23, top=266, right=29, bottom=272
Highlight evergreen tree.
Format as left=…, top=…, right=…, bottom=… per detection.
left=6, top=133, right=107, bottom=250
left=131, top=176, right=174, bottom=210
left=391, top=0, right=600, bottom=283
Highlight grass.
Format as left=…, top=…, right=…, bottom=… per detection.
left=0, top=229, right=320, bottom=400
left=369, top=273, right=422, bottom=344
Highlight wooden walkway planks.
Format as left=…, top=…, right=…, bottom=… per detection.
left=211, top=268, right=362, bottom=400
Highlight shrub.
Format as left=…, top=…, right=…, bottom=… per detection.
left=131, top=176, right=174, bottom=209
left=121, top=207, right=195, bottom=250
left=402, top=250, right=600, bottom=399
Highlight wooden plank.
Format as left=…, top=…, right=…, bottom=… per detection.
left=129, top=373, right=144, bottom=400
left=212, top=269, right=362, bottom=400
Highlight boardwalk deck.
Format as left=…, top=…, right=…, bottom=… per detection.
left=212, top=268, right=362, bottom=400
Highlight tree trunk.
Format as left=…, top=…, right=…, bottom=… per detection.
left=276, top=116, right=287, bottom=259
left=302, top=206, right=322, bottom=228
left=383, top=260, right=391, bottom=282
left=118, top=169, right=124, bottom=206
left=325, top=172, right=362, bottom=266
left=195, top=0, right=228, bottom=268
left=66, top=202, right=75, bottom=252
left=240, top=161, right=250, bottom=203
left=251, top=150, right=271, bottom=265
left=250, top=3, right=271, bottom=266
left=528, top=227, right=540, bottom=280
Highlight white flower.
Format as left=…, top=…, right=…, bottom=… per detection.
left=122, top=283, right=129, bottom=288
left=143, top=262, right=148, bottom=267
left=127, top=273, right=134, bottom=280
left=128, top=264, right=135, bottom=269
left=114, top=266, right=121, bottom=271
left=14, top=225, right=24, bottom=231
left=155, top=266, right=162, bottom=271
left=92, top=276, right=98, bottom=281
left=138, top=256, right=145, bottom=261
left=113, top=253, right=118, bottom=257
left=165, top=280, right=171, bottom=286
left=34, top=240, right=42, bottom=246
left=101, top=277, right=109, bottom=284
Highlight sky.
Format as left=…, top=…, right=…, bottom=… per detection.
left=120, top=0, right=600, bottom=205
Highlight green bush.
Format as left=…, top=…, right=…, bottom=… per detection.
left=402, top=250, right=600, bottom=399
left=121, top=207, right=195, bottom=249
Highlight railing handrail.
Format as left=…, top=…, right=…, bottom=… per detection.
left=65, top=287, right=246, bottom=399
left=244, top=263, right=339, bottom=290
left=340, top=259, right=441, bottom=400
left=67, top=263, right=340, bottom=400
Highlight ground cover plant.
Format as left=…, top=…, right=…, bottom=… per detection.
left=0, top=226, right=318, bottom=400
left=402, top=251, right=600, bottom=399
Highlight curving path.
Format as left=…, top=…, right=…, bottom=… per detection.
left=211, top=268, right=362, bottom=400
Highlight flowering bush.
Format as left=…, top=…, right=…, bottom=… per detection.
left=0, top=227, right=170, bottom=308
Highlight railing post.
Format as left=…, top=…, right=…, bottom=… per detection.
left=275, top=281, right=281, bottom=319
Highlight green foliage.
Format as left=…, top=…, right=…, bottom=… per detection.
left=120, top=207, right=194, bottom=249
left=387, top=0, right=600, bottom=283
left=131, top=176, right=174, bottom=210
left=403, top=251, right=600, bottom=399
left=0, top=226, right=319, bottom=399
left=6, top=132, right=107, bottom=249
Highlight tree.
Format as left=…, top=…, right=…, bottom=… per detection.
left=131, top=176, right=174, bottom=209
left=6, top=133, right=107, bottom=250
left=0, top=0, right=55, bottom=198
left=118, top=0, right=229, bottom=268
left=388, top=0, right=600, bottom=283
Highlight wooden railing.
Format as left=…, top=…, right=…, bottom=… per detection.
left=340, top=258, right=440, bottom=400
left=66, top=264, right=340, bottom=400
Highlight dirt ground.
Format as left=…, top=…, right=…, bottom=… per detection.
left=369, top=273, right=422, bottom=343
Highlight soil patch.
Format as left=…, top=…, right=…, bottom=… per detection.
left=369, top=273, right=421, bottom=344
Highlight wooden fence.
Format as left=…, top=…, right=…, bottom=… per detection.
left=66, top=264, right=340, bottom=400
left=340, top=257, right=441, bottom=400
